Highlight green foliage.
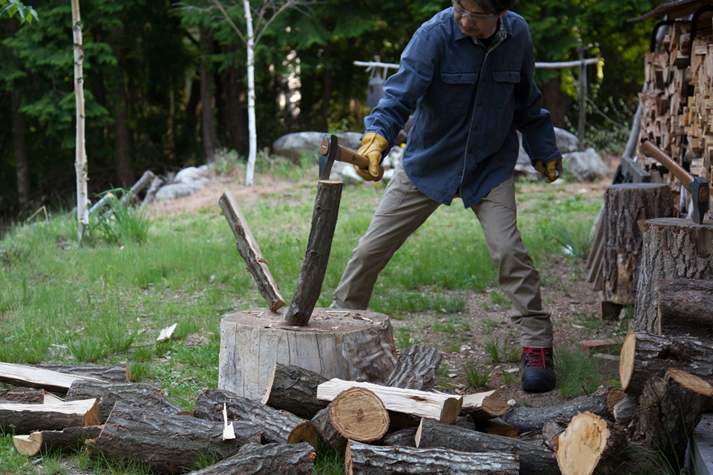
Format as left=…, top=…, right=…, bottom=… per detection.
left=463, top=362, right=491, bottom=388
left=89, top=190, right=151, bottom=244
left=556, top=346, right=611, bottom=398
left=484, top=337, right=520, bottom=364
left=0, top=0, right=38, bottom=24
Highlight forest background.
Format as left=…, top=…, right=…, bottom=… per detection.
left=0, top=0, right=664, bottom=227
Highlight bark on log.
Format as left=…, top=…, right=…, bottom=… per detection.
left=285, top=180, right=343, bottom=326
left=632, top=369, right=713, bottom=470
left=86, top=402, right=261, bottom=475
left=261, top=363, right=328, bottom=419
left=380, top=427, right=417, bottom=447
left=634, top=218, right=713, bottom=334
left=0, top=398, right=99, bottom=434
left=219, top=191, right=285, bottom=312
left=602, top=183, right=673, bottom=308
left=32, top=364, right=130, bottom=382
left=385, top=344, right=442, bottom=391
left=415, top=418, right=559, bottom=475
left=345, top=439, right=519, bottom=475
left=317, top=378, right=462, bottom=425
left=311, top=406, right=346, bottom=450
left=0, top=362, right=102, bottom=394
left=193, top=388, right=319, bottom=449
left=220, top=308, right=397, bottom=400
left=657, top=279, right=713, bottom=335
left=13, top=425, right=103, bottom=456
left=66, top=380, right=185, bottom=423
left=0, top=388, right=45, bottom=404
left=328, top=387, right=389, bottom=443
left=460, top=390, right=510, bottom=421
left=612, top=395, right=637, bottom=427
left=476, top=418, right=518, bottom=438
left=122, top=170, right=156, bottom=205
left=620, top=331, right=713, bottom=397
left=500, top=385, right=612, bottom=434
left=188, top=442, right=315, bottom=475
left=141, top=175, right=164, bottom=209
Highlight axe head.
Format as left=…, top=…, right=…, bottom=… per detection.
left=689, top=177, right=710, bottom=224
left=318, top=134, right=339, bottom=181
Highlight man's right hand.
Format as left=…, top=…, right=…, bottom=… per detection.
left=356, top=133, right=388, bottom=181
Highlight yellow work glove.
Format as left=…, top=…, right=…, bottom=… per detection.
left=356, top=132, right=388, bottom=182
left=534, top=158, right=563, bottom=183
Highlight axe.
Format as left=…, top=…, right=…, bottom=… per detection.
left=318, top=133, right=384, bottom=181
left=642, top=140, right=710, bottom=224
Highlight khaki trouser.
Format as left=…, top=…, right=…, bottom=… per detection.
left=332, top=162, right=552, bottom=348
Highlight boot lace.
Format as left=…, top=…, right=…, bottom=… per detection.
left=521, top=347, right=552, bottom=369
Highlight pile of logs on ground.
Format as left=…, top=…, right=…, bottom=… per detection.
left=2, top=335, right=712, bottom=474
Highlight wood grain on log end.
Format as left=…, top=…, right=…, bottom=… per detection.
left=668, top=368, right=713, bottom=397
left=555, top=412, right=610, bottom=475
left=286, top=420, right=320, bottom=450
left=619, top=331, right=636, bottom=390
left=605, top=387, right=626, bottom=415
left=13, top=433, right=41, bottom=456
left=329, top=387, right=389, bottom=443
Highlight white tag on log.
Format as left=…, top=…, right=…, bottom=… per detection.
left=222, top=403, right=235, bottom=440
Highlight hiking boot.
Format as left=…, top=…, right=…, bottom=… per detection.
left=521, top=347, right=556, bottom=393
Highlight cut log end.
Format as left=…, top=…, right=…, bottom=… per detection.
left=668, top=367, right=713, bottom=397
left=556, top=412, right=609, bottom=475
left=328, top=387, right=389, bottom=443
left=286, top=421, right=320, bottom=450
left=619, top=331, right=636, bottom=390
left=13, top=433, right=41, bottom=456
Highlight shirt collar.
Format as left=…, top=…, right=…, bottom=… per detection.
left=452, top=11, right=512, bottom=44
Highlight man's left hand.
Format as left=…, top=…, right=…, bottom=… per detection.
left=534, top=158, right=562, bottom=183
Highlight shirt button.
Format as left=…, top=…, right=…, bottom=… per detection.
left=478, top=101, right=483, bottom=106
left=473, top=126, right=478, bottom=131
left=458, top=172, right=463, bottom=176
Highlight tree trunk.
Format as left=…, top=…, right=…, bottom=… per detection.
left=71, top=0, right=89, bottom=241
left=193, top=388, right=319, bottom=449
left=619, top=331, right=713, bottom=398
left=10, top=88, right=30, bottom=209
left=634, top=218, right=713, bottom=333
left=188, top=442, right=315, bottom=475
left=0, top=398, right=99, bottom=434
left=540, top=75, right=565, bottom=129
left=385, top=344, right=442, bottom=391
left=415, top=418, right=559, bottom=475
left=243, top=0, right=257, bottom=185
left=66, top=380, right=186, bottom=423
left=328, top=387, right=389, bottom=443
left=261, top=363, right=328, bottom=419
left=13, top=425, right=103, bottom=457
left=345, top=440, right=519, bottom=475
left=86, top=402, right=261, bottom=475
left=110, top=33, right=134, bottom=188
left=285, top=180, right=343, bottom=325
left=601, top=183, right=673, bottom=310
left=311, top=406, right=346, bottom=450
left=200, top=27, right=218, bottom=163
left=224, top=43, right=247, bottom=153
left=31, top=364, right=129, bottom=382
left=320, top=45, right=332, bottom=131
left=657, top=279, right=713, bottom=335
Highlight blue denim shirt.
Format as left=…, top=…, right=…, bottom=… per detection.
left=365, top=8, right=560, bottom=208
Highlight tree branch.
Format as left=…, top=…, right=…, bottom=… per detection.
left=210, top=0, right=247, bottom=46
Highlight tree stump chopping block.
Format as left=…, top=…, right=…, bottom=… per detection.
left=601, top=183, right=672, bottom=317
left=219, top=308, right=397, bottom=400
left=634, top=218, right=713, bottom=334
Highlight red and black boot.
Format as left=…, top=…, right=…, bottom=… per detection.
left=521, top=347, right=556, bottom=393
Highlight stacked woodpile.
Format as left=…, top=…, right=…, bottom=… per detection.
left=638, top=18, right=713, bottom=213
left=3, top=336, right=712, bottom=474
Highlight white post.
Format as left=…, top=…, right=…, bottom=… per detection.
left=71, top=0, right=89, bottom=240
left=244, top=0, right=257, bottom=186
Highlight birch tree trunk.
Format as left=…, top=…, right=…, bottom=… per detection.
left=71, top=0, right=88, bottom=241
left=243, top=0, right=257, bottom=186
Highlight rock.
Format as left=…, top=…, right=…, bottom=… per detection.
left=272, top=132, right=363, bottom=161
left=155, top=183, right=203, bottom=200
left=563, top=148, right=609, bottom=181
left=554, top=128, right=579, bottom=153
left=174, top=166, right=210, bottom=185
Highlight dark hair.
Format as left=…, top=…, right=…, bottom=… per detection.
left=473, top=0, right=516, bottom=13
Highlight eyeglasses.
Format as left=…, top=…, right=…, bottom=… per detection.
left=452, top=0, right=496, bottom=22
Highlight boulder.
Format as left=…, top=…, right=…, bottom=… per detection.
left=272, top=132, right=362, bottom=161
left=155, top=165, right=212, bottom=200
left=563, top=148, right=609, bottom=181
left=554, top=128, right=579, bottom=153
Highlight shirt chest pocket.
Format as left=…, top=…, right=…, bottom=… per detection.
left=439, top=71, right=479, bottom=108
left=487, top=71, right=520, bottom=108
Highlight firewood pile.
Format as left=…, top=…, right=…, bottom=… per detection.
left=2, top=335, right=712, bottom=474
left=639, top=18, right=713, bottom=205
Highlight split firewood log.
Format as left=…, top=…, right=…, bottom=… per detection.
left=379, top=427, right=417, bottom=447
left=86, top=402, right=261, bottom=475
left=310, top=406, right=346, bottom=451
left=187, top=442, right=315, bottom=475
left=345, top=440, right=519, bottom=475
left=385, top=345, right=442, bottom=391
left=13, top=425, right=103, bottom=456
left=460, top=390, right=510, bottom=421
left=66, top=380, right=185, bottom=423
left=416, top=418, right=560, bottom=475
left=501, top=385, right=612, bottom=433
left=261, top=363, right=328, bottom=419
left=0, top=398, right=99, bottom=434
left=0, top=362, right=102, bottom=394
left=317, top=378, right=462, bottom=424
left=328, top=387, right=389, bottom=443
left=0, top=388, right=45, bottom=404
left=620, top=331, right=713, bottom=397
left=193, top=389, right=319, bottom=449
left=32, top=364, right=130, bottom=382
left=542, top=416, right=569, bottom=451
left=632, top=369, right=713, bottom=470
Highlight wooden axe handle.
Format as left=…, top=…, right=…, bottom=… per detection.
left=642, top=141, right=693, bottom=189
left=338, top=146, right=385, bottom=181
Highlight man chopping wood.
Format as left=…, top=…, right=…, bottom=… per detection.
left=332, top=0, right=562, bottom=393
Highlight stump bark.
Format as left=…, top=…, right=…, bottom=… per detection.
left=261, top=363, right=328, bottom=419
left=345, top=440, right=519, bottom=475
left=634, top=218, right=713, bottom=333
left=219, top=308, right=397, bottom=400
left=602, top=183, right=673, bottom=312
left=658, top=279, right=713, bottom=335
left=285, top=180, right=342, bottom=326
left=188, top=442, right=315, bottom=475
left=384, top=344, right=442, bottom=391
